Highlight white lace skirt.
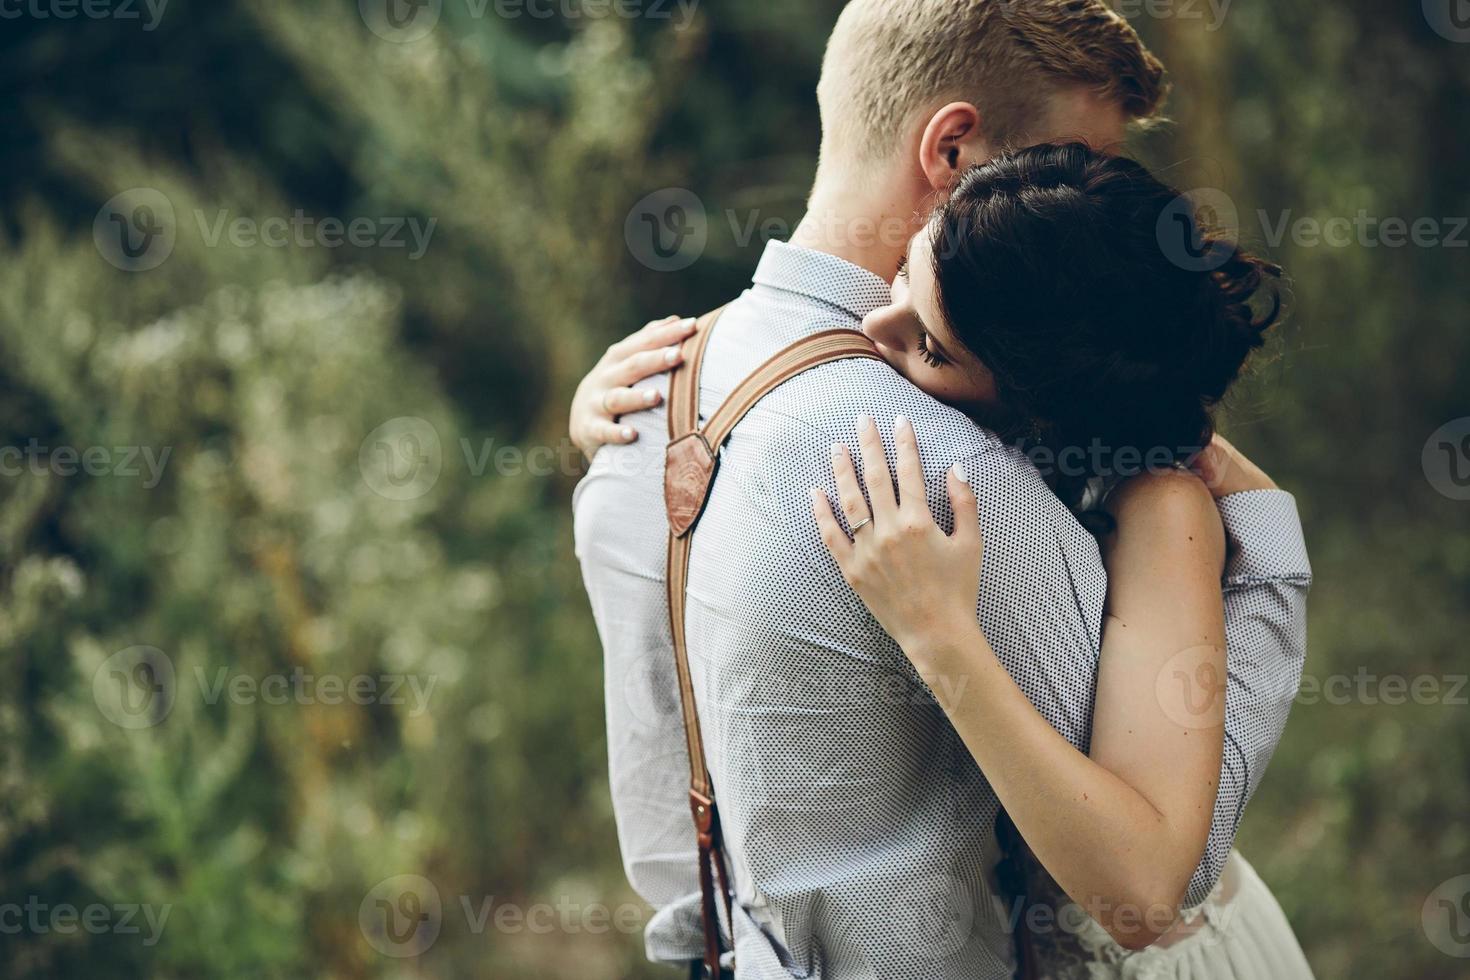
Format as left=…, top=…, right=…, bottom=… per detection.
left=1032, top=851, right=1315, bottom=980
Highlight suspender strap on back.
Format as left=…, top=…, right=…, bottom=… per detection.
left=663, top=306, right=883, bottom=978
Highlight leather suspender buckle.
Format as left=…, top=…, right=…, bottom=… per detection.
left=666, top=432, right=718, bottom=539
left=689, top=788, right=716, bottom=837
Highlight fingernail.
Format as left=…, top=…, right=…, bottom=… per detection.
left=832, top=443, right=846, bottom=457
left=644, top=389, right=659, bottom=404
left=952, top=463, right=968, bottom=483
left=857, top=414, right=873, bottom=431
left=681, top=317, right=697, bottom=327
left=622, top=426, right=635, bottom=439
left=664, top=348, right=680, bottom=364
left=895, top=414, right=910, bottom=431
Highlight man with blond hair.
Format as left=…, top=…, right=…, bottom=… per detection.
left=574, top=2, right=1308, bottom=977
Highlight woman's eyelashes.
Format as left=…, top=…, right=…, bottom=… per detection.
left=916, top=331, right=947, bottom=368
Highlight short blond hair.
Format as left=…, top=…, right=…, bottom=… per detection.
left=816, top=0, right=1168, bottom=167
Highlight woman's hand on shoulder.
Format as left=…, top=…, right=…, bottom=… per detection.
left=1188, top=433, right=1278, bottom=499
left=568, top=315, right=698, bottom=459
left=811, top=415, right=982, bottom=660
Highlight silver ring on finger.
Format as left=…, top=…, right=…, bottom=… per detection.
left=850, top=516, right=874, bottom=534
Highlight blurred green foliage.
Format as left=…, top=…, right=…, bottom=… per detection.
left=0, top=1, right=1466, bottom=978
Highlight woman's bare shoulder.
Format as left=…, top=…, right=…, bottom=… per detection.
left=1100, top=469, right=1225, bottom=564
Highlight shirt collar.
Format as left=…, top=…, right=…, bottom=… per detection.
left=751, top=240, right=893, bottom=322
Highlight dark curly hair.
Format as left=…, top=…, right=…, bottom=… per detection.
left=930, top=142, right=1282, bottom=511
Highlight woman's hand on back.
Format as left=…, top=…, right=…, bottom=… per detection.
left=811, top=415, right=982, bottom=659
left=568, top=316, right=697, bottom=459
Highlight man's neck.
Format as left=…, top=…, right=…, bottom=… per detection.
left=787, top=172, right=922, bottom=283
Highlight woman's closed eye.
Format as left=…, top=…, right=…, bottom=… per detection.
left=916, top=331, right=948, bottom=369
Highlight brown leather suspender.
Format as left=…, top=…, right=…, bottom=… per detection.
left=663, top=307, right=884, bottom=978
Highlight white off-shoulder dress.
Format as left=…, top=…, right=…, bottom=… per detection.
left=1019, top=849, right=1315, bottom=979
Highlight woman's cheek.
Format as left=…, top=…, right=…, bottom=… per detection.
left=905, top=361, right=938, bottom=394
left=923, top=369, right=965, bottom=403
left=932, top=368, right=992, bottom=407
left=885, top=354, right=923, bottom=390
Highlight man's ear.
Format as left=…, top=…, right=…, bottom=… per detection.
left=918, top=102, right=988, bottom=191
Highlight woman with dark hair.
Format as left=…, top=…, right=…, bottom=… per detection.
left=569, top=143, right=1313, bottom=978
left=904, top=143, right=1281, bottom=516
left=804, top=143, right=1313, bottom=978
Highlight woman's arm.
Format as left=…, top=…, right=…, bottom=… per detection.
left=811, top=417, right=1226, bottom=949
left=1178, top=432, right=1305, bottom=906
left=568, top=315, right=696, bottom=458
